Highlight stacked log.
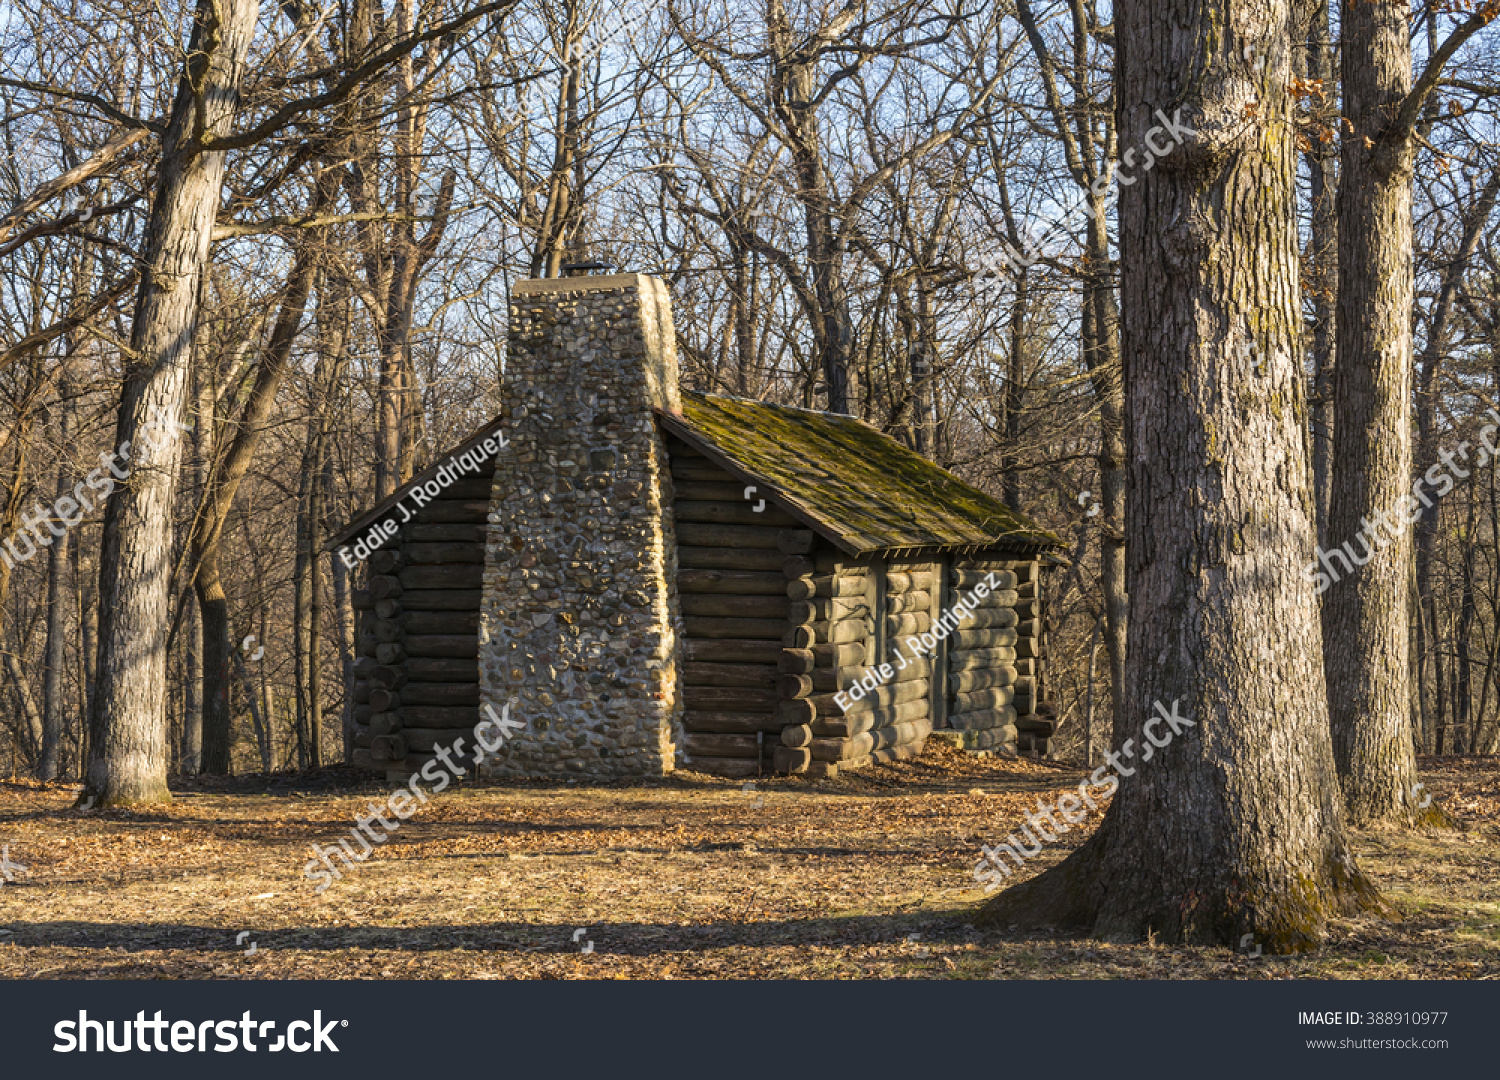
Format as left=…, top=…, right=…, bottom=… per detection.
left=945, top=559, right=1056, bottom=755
left=793, top=559, right=934, bottom=779
left=348, top=469, right=495, bottom=779
left=669, top=436, right=798, bottom=778
left=883, top=568, right=935, bottom=644
left=943, top=564, right=1020, bottom=754
left=1007, top=561, right=1058, bottom=753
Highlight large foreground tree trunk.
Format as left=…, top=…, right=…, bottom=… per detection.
left=979, top=0, right=1387, bottom=950
left=83, top=0, right=259, bottom=807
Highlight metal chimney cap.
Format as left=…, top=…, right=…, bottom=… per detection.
left=561, top=260, right=617, bottom=277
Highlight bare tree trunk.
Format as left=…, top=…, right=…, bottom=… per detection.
left=293, top=427, right=322, bottom=767
left=0, top=412, right=37, bottom=766
left=1324, top=0, right=1423, bottom=824
left=730, top=243, right=757, bottom=396
left=370, top=169, right=454, bottom=497
left=307, top=443, right=324, bottom=768
left=196, top=550, right=234, bottom=773
left=367, top=0, right=452, bottom=496
left=194, top=241, right=319, bottom=772
left=314, top=269, right=353, bottom=764
left=1434, top=590, right=1449, bottom=754
left=1088, top=271, right=1129, bottom=746
left=329, top=476, right=354, bottom=763
left=1475, top=371, right=1500, bottom=754
left=293, top=528, right=311, bottom=769
left=980, top=0, right=1386, bottom=948
left=4, top=648, right=45, bottom=766
left=1002, top=271, right=1028, bottom=511
left=182, top=596, right=202, bottom=774
left=1084, top=614, right=1101, bottom=768
left=767, top=0, right=851, bottom=413
left=84, top=0, right=259, bottom=807
left=179, top=365, right=211, bottom=774
left=231, top=637, right=271, bottom=772
left=76, top=538, right=96, bottom=772
left=1411, top=169, right=1500, bottom=758
left=530, top=11, right=584, bottom=277
left=1300, top=0, right=1337, bottom=548
left=38, top=382, right=73, bottom=779
left=258, top=602, right=273, bottom=770
left=70, top=531, right=89, bottom=775
left=1454, top=492, right=1478, bottom=754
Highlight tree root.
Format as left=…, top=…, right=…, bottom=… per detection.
left=975, top=821, right=1393, bottom=953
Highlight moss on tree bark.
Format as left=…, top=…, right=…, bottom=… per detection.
left=979, top=0, right=1392, bottom=950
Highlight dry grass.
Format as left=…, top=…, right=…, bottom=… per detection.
left=0, top=744, right=1496, bottom=979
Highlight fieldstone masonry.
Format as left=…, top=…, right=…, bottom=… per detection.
left=477, top=274, right=683, bottom=777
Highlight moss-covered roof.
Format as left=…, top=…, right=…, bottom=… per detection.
left=658, top=392, right=1064, bottom=556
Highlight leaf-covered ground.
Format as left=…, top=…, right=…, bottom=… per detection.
left=0, top=744, right=1495, bottom=979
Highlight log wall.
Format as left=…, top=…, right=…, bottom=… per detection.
left=780, top=551, right=935, bottom=779
left=669, top=435, right=801, bottom=778
left=348, top=464, right=497, bottom=780
left=945, top=557, right=1055, bottom=755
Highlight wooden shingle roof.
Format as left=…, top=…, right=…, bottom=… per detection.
left=657, top=391, right=1064, bottom=558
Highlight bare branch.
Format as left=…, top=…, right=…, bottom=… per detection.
left=0, top=129, right=150, bottom=243
left=199, top=0, right=521, bottom=153
left=1394, top=2, right=1500, bottom=142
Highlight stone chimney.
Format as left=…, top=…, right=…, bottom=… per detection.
left=478, top=274, right=683, bottom=777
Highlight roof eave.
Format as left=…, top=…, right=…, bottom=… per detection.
left=325, top=416, right=508, bottom=551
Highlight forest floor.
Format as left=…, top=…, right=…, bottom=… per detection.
left=0, top=743, right=1496, bottom=980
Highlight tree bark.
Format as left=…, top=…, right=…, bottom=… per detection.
left=1299, top=0, right=1337, bottom=548
left=979, top=0, right=1387, bottom=949
left=82, top=0, right=259, bottom=807
left=314, top=267, right=355, bottom=764
left=330, top=477, right=355, bottom=763
left=293, top=493, right=313, bottom=768
left=307, top=448, right=325, bottom=768
left=75, top=535, right=96, bottom=770
left=1002, top=271, right=1028, bottom=511
left=182, top=592, right=203, bottom=773
left=38, top=383, right=72, bottom=779
left=293, top=402, right=329, bottom=767
left=232, top=629, right=272, bottom=772
left=193, top=235, right=319, bottom=772
left=1454, top=492, right=1479, bottom=753
left=1089, top=255, right=1129, bottom=747
left=195, top=549, right=234, bottom=773
left=180, top=366, right=211, bottom=774
left=1324, top=0, right=1424, bottom=824
left=5, top=649, right=45, bottom=764
left=529, top=10, right=584, bottom=278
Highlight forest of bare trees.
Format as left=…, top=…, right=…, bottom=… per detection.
left=2, top=0, right=1499, bottom=836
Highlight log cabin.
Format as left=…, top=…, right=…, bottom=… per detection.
left=329, top=272, right=1067, bottom=783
